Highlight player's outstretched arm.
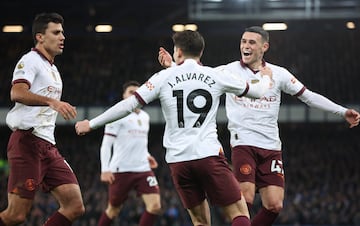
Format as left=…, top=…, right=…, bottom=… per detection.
left=297, top=89, right=360, bottom=127
left=75, top=95, right=142, bottom=135
left=344, top=109, right=360, bottom=128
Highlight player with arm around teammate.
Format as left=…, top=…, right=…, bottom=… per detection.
left=0, top=12, right=85, bottom=226
left=97, top=81, right=162, bottom=226
left=75, top=30, right=273, bottom=226
left=158, top=26, right=360, bottom=226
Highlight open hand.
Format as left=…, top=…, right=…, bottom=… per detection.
left=158, top=47, right=173, bottom=68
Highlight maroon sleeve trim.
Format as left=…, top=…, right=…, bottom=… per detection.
left=13, top=79, right=31, bottom=88
left=294, top=86, right=306, bottom=97
left=134, top=92, right=146, bottom=105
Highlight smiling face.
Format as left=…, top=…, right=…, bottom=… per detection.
left=240, top=31, right=269, bottom=70
left=35, top=22, right=65, bottom=61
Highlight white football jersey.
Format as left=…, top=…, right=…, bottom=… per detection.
left=220, top=61, right=305, bottom=150
left=6, top=49, right=62, bottom=144
left=101, top=110, right=151, bottom=172
left=135, top=59, right=249, bottom=163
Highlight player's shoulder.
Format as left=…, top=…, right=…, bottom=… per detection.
left=216, top=60, right=239, bottom=69
left=14, top=51, right=40, bottom=72
left=265, top=62, right=289, bottom=72
left=18, top=50, right=43, bottom=65
left=199, top=64, right=218, bottom=73
left=265, top=62, right=293, bottom=78
left=153, top=66, right=175, bottom=80
left=226, top=60, right=240, bottom=67
left=23, top=50, right=40, bottom=60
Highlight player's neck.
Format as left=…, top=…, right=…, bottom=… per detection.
left=249, top=61, right=262, bottom=71
left=33, top=46, right=55, bottom=64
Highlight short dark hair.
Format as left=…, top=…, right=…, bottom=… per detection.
left=172, top=30, right=205, bottom=57
left=32, top=12, right=64, bottom=45
left=122, top=80, right=140, bottom=94
left=245, top=26, right=269, bottom=43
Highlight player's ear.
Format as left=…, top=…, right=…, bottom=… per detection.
left=263, top=42, right=269, bottom=52
left=178, top=48, right=183, bottom=58
left=35, top=33, right=44, bottom=43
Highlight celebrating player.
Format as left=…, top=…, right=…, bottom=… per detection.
left=75, top=30, right=273, bottom=226
left=0, top=12, right=85, bottom=226
left=158, top=26, right=360, bottom=226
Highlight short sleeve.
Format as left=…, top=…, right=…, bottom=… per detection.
left=279, top=68, right=305, bottom=96
left=12, top=54, right=37, bottom=86
left=135, top=70, right=168, bottom=104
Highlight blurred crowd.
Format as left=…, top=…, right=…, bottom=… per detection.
left=1, top=123, right=360, bottom=226
left=0, top=29, right=359, bottom=107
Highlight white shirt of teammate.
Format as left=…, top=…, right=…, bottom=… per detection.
left=6, top=49, right=62, bottom=144
left=100, top=110, right=152, bottom=172
left=135, top=59, right=266, bottom=163
left=88, top=59, right=270, bottom=163
left=220, top=61, right=348, bottom=151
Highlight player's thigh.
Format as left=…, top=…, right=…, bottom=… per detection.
left=202, top=156, right=242, bottom=207
left=6, top=129, right=41, bottom=200
left=142, top=193, right=161, bottom=214
left=187, top=199, right=211, bottom=226
left=51, top=183, right=83, bottom=208
left=239, top=181, right=256, bottom=204
left=3, top=193, right=33, bottom=217
left=168, top=162, right=206, bottom=208
left=259, top=185, right=284, bottom=210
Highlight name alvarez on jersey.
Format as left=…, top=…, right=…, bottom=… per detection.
left=167, top=72, right=216, bottom=89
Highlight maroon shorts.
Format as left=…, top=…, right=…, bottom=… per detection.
left=109, top=171, right=160, bottom=206
left=6, top=129, right=79, bottom=199
left=168, top=155, right=242, bottom=209
left=231, top=145, right=285, bottom=189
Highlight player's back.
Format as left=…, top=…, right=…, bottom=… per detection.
left=137, top=59, right=248, bottom=163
